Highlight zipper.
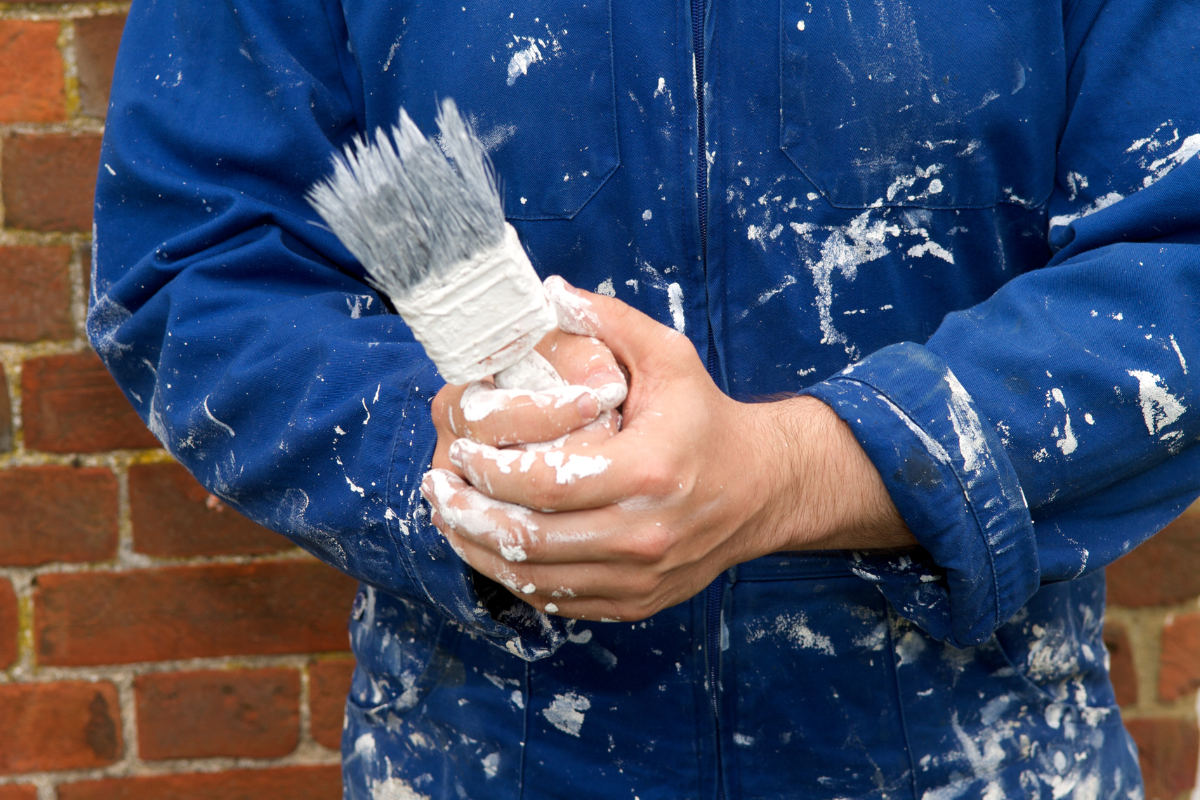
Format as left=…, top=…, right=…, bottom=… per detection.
left=690, top=4, right=724, bottom=799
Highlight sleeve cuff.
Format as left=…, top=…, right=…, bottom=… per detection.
left=384, top=362, right=572, bottom=661
left=802, top=342, right=1039, bottom=647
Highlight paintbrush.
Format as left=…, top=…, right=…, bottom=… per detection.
left=307, top=98, right=563, bottom=391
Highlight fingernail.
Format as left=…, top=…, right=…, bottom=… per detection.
left=430, top=509, right=445, bottom=528
left=448, top=439, right=470, bottom=468
left=419, top=474, right=433, bottom=499
left=576, top=389, right=599, bottom=418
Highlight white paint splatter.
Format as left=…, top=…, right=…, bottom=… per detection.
left=745, top=612, right=835, bottom=655
left=203, top=395, right=236, bottom=437
left=667, top=282, right=686, bottom=333
left=1049, top=191, right=1125, bottom=231
left=596, top=278, right=616, bottom=297
left=1050, top=388, right=1078, bottom=456
left=370, top=777, right=430, bottom=800
left=506, top=40, right=543, bottom=85
left=1171, top=335, right=1188, bottom=374
left=894, top=630, right=926, bottom=667
left=544, top=692, right=591, bottom=736
left=1142, top=132, right=1200, bottom=188
left=481, top=752, right=500, bottom=778
left=944, top=370, right=987, bottom=473
left=804, top=211, right=895, bottom=355
left=907, top=240, right=954, bottom=263
left=476, top=123, right=517, bottom=154
left=886, top=164, right=943, bottom=202
left=1126, top=370, right=1187, bottom=436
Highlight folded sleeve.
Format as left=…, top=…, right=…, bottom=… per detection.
left=90, top=0, right=570, bottom=660
left=804, top=0, right=1200, bottom=648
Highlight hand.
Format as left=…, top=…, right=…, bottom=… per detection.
left=422, top=279, right=914, bottom=621
left=430, top=326, right=628, bottom=479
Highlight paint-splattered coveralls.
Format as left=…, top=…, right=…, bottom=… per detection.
left=91, top=0, right=1200, bottom=796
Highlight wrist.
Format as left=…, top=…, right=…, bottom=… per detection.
left=754, top=396, right=914, bottom=553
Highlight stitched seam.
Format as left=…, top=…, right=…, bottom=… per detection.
left=831, top=375, right=1005, bottom=637
left=884, top=603, right=921, bottom=800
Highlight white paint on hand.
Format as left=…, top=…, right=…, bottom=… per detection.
left=543, top=451, right=612, bottom=484
left=545, top=275, right=600, bottom=335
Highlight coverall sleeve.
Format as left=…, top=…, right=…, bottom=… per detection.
left=89, top=0, right=571, bottom=660
left=803, top=0, right=1200, bottom=648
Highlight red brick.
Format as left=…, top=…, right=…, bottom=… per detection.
left=0, top=681, right=121, bottom=774
left=0, top=21, right=64, bottom=123
left=0, top=247, right=72, bottom=343
left=0, top=786, right=38, bottom=800
left=0, top=466, right=117, bottom=567
left=2, top=133, right=101, bottom=232
left=310, top=658, right=355, bottom=750
left=0, top=365, right=10, bottom=453
left=74, top=15, right=125, bottom=119
left=58, top=766, right=342, bottom=800
left=1126, top=718, right=1199, bottom=800
left=0, top=579, right=16, bottom=671
left=1108, top=502, right=1200, bottom=607
left=1160, top=613, right=1200, bottom=702
left=136, top=668, right=299, bottom=760
left=22, top=351, right=159, bottom=453
left=35, top=561, right=355, bottom=666
left=130, top=462, right=290, bottom=557
left=1102, top=621, right=1138, bottom=706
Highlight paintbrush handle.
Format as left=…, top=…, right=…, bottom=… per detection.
left=494, top=349, right=566, bottom=392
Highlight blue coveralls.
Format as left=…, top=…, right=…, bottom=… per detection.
left=91, top=0, right=1200, bottom=797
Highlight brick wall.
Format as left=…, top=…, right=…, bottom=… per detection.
left=0, top=4, right=357, bottom=797
left=0, top=2, right=1198, bottom=799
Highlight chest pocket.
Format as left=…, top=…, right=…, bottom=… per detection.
left=779, top=0, right=1062, bottom=209
left=350, top=0, right=619, bottom=220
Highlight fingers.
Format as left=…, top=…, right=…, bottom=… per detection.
left=438, top=380, right=606, bottom=447
left=544, top=276, right=688, bottom=378
left=448, top=433, right=653, bottom=512
left=422, top=466, right=677, bottom=565
left=535, top=328, right=627, bottom=410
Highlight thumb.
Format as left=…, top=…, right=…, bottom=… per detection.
left=543, top=276, right=683, bottom=373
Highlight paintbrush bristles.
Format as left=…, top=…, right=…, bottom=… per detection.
left=307, top=99, right=505, bottom=299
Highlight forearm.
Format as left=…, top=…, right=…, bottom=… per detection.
left=762, top=396, right=915, bottom=553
